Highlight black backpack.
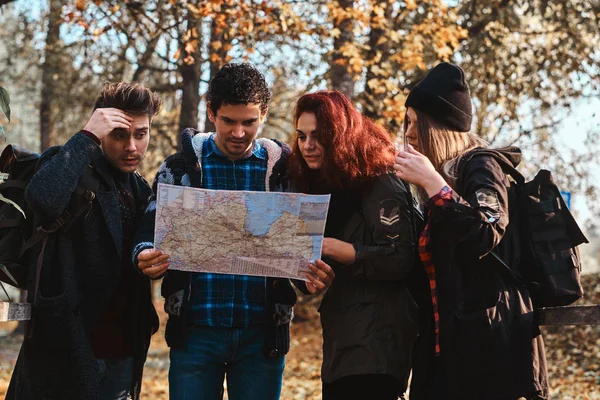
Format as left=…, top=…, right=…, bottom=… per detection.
left=461, top=148, right=588, bottom=308
left=0, top=145, right=40, bottom=289
left=0, top=144, right=96, bottom=293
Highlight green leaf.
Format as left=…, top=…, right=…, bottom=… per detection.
left=0, top=86, right=10, bottom=122
left=0, top=193, right=25, bottom=218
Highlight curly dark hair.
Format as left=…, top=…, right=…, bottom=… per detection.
left=207, top=62, right=271, bottom=115
left=94, top=81, right=162, bottom=117
left=288, top=90, right=396, bottom=193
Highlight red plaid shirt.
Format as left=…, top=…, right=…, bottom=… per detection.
left=419, top=185, right=454, bottom=356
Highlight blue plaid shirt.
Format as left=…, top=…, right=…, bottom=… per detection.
left=191, top=134, right=268, bottom=327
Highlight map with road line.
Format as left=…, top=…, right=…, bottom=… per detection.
left=154, top=183, right=330, bottom=280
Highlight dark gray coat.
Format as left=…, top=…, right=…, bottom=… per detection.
left=319, top=173, right=419, bottom=389
left=6, top=133, right=158, bottom=400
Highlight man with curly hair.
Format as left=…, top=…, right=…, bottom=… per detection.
left=131, top=62, right=334, bottom=400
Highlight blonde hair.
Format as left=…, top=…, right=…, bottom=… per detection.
left=404, top=109, right=488, bottom=204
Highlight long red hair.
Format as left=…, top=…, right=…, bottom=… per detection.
left=288, top=90, right=396, bottom=193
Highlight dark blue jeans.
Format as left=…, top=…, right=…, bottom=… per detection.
left=169, top=325, right=285, bottom=400
left=97, top=357, right=134, bottom=400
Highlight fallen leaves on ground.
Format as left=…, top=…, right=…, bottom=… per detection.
left=1, top=275, right=599, bottom=399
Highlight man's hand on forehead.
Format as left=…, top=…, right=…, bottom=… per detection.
left=82, top=108, right=133, bottom=141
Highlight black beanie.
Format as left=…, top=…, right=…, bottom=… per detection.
left=405, top=62, right=473, bottom=132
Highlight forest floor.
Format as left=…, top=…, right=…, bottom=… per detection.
left=1, top=274, right=599, bottom=400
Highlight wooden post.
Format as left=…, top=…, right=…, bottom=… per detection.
left=537, top=305, right=600, bottom=326
left=0, top=301, right=31, bottom=321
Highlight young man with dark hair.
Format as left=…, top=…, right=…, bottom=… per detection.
left=7, top=82, right=162, bottom=400
left=132, top=62, right=334, bottom=400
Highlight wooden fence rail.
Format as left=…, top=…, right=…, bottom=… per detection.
left=0, top=302, right=31, bottom=322
left=537, top=305, right=600, bottom=326
left=2, top=302, right=600, bottom=325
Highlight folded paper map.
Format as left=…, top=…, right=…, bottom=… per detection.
left=154, top=183, right=330, bottom=281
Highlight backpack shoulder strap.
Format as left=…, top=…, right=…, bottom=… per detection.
left=22, top=164, right=97, bottom=253
left=26, top=165, right=99, bottom=337
left=459, top=148, right=525, bottom=186
left=168, top=152, right=186, bottom=186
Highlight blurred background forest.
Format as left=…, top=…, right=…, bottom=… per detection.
left=2, top=0, right=598, bottom=266
left=1, top=0, right=600, bottom=398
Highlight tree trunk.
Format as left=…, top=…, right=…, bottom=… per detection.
left=363, top=1, right=394, bottom=122
left=177, top=15, right=203, bottom=147
left=204, top=14, right=232, bottom=134
left=330, top=0, right=355, bottom=100
left=39, top=0, right=62, bottom=151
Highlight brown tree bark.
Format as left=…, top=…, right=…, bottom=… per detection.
left=204, top=14, right=232, bottom=134
left=330, top=0, right=355, bottom=100
left=177, top=15, right=203, bottom=147
left=363, top=1, right=394, bottom=122
left=39, top=0, right=62, bottom=151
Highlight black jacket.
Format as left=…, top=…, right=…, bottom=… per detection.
left=318, top=173, right=419, bottom=389
left=409, top=147, right=548, bottom=400
left=132, top=129, right=299, bottom=357
left=7, top=133, right=159, bottom=400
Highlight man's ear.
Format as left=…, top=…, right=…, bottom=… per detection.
left=207, top=103, right=215, bottom=122
left=260, top=106, right=269, bottom=123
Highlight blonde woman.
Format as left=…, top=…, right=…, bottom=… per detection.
left=394, top=62, right=548, bottom=400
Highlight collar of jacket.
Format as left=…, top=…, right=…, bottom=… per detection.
left=179, top=128, right=290, bottom=192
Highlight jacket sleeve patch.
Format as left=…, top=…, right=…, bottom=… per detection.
left=379, top=198, right=401, bottom=227
left=475, top=188, right=501, bottom=222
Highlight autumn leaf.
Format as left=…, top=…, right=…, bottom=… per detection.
left=183, top=55, right=195, bottom=65
left=186, top=3, right=200, bottom=17
left=75, top=0, right=86, bottom=12
left=436, top=45, right=453, bottom=59
left=279, top=14, right=288, bottom=32
left=405, top=0, right=418, bottom=10
left=184, top=42, right=196, bottom=54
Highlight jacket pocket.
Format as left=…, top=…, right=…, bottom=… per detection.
left=322, top=300, right=384, bottom=345
left=446, top=291, right=518, bottom=398
left=30, top=292, right=72, bottom=354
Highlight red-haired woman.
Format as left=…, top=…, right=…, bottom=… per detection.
left=288, top=90, right=419, bottom=400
